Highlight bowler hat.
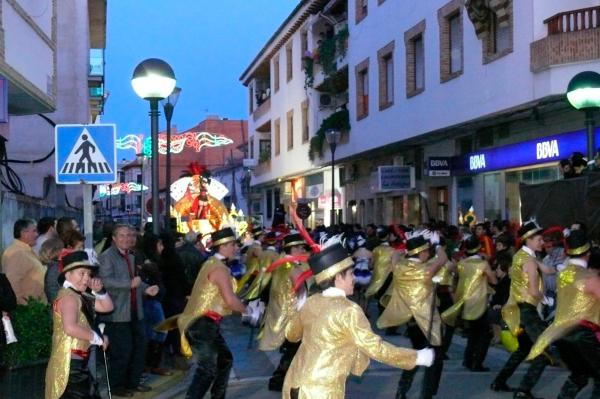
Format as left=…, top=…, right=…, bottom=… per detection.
left=308, top=243, right=353, bottom=285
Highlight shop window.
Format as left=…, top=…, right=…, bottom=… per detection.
left=457, top=176, right=474, bottom=221
left=376, top=197, right=384, bottom=225
left=484, top=173, right=501, bottom=222
left=266, top=190, right=273, bottom=218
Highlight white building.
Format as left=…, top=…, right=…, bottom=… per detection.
left=242, top=0, right=600, bottom=228
left=0, top=0, right=106, bottom=245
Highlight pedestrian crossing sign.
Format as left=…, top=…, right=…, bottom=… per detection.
left=55, top=124, right=117, bottom=184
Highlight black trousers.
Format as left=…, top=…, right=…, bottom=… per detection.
left=185, top=317, right=233, bottom=399
left=104, top=319, right=147, bottom=390
left=437, top=290, right=455, bottom=355
left=60, top=359, right=94, bottom=399
left=493, top=303, right=550, bottom=393
left=269, top=339, right=301, bottom=390
left=396, top=323, right=444, bottom=399
left=555, top=325, right=600, bottom=399
left=463, top=312, right=492, bottom=368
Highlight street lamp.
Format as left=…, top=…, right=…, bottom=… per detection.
left=325, top=128, right=341, bottom=226
left=566, top=71, right=600, bottom=161
left=131, top=58, right=176, bottom=235
left=160, top=87, right=181, bottom=230
left=136, top=153, right=146, bottom=232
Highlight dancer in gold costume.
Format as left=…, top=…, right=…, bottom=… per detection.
left=377, top=232, right=448, bottom=399
left=442, top=235, right=496, bottom=371
left=527, top=230, right=600, bottom=398
left=282, top=243, right=434, bottom=399
left=45, top=251, right=114, bottom=399
left=258, top=233, right=309, bottom=391
left=491, top=220, right=556, bottom=398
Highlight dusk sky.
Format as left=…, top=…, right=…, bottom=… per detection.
left=102, top=0, right=298, bottom=160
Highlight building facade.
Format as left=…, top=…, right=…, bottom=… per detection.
left=242, top=0, right=600, bottom=228
left=0, top=0, right=105, bottom=247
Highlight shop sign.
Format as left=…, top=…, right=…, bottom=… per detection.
left=428, top=157, right=451, bottom=177
left=377, top=166, right=415, bottom=191
left=318, top=190, right=341, bottom=209
left=452, top=128, right=600, bottom=175
left=306, top=184, right=323, bottom=199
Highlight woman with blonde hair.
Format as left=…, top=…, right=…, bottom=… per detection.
left=41, top=237, right=65, bottom=303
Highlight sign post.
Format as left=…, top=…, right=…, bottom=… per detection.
left=55, top=124, right=117, bottom=247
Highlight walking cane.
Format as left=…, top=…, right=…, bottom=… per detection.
left=98, top=323, right=112, bottom=399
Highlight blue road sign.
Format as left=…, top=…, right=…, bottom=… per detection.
left=55, top=124, right=117, bottom=184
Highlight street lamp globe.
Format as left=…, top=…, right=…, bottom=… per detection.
left=566, top=71, right=600, bottom=110
left=325, top=128, right=341, bottom=146
left=131, top=58, right=176, bottom=100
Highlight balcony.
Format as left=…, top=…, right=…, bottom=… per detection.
left=531, top=6, right=600, bottom=72
left=253, top=97, right=271, bottom=122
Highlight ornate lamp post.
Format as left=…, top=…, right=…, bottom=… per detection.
left=567, top=71, right=600, bottom=161
left=131, top=58, right=176, bottom=234
left=160, top=87, right=181, bottom=230
left=325, top=128, right=341, bottom=226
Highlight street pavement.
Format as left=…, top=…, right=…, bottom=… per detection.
left=148, top=305, right=594, bottom=399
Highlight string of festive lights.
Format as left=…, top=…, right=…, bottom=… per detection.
left=116, top=131, right=234, bottom=157
left=96, top=182, right=148, bottom=198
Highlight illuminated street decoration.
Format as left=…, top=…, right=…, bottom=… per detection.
left=95, top=182, right=148, bottom=199
left=115, top=131, right=234, bottom=157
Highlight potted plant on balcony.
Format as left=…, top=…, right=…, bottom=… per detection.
left=308, top=108, right=350, bottom=162
left=0, top=297, right=52, bottom=399
left=259, top=149, right=271, bottom=164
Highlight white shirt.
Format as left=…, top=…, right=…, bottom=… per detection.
left=322, top=287, right=346, bottom=298
left=522, top=246, right=536, bottom=257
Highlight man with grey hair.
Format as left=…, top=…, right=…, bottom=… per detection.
left=2, top=218, right=46, bottom=305
left=177, top=231, right=207, bottom=286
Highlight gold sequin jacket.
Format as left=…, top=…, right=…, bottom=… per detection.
left=282, top=291, right=417, bottom=399
left=442, top=257, right=490, bottom=326
left=365, top=244, right=394, bottom=297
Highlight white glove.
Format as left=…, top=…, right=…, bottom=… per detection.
left=431, top=275, right=443, bottom=284
left=415, top=348, right=434, bottom=367
left=296, top=289, right=307, bottom=311
left=2, top=316, right=17, bottom=344
left=90, top=331, right=104, bottom=346
left=541, top=296, right=554, bottom=307
left=242, top=299, right=265, bottom=327
left=563, top=228, right=571, bottom=238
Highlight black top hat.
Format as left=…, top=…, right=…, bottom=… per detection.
left=464, top=235, right=481, bottom=255
left=406, top=235, right=430, bottom=257
left=308, top=243, right=354, bottom=285
left=283, top=233, right=305, bottom=248
left=566, top=229, right=591, bottom=257
left=263, top=231, right=277, bottom=245
left=377, top=226, right=390, bottom=241
left=211, top=227, right=236, bottom=247
left=58, top=251, right=97, bottom=284
left=519, top=220, right=543, bottom=241
left=252, top=227, right=264, bottom=239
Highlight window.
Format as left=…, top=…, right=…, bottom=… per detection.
left=438, top=0, right=463, bottom=82
left=249, top=86, right=254, bottom=113
left=249, top=136, right=255, bottom=159
left=404, top=20, right=426, bottom=98
left=259, top=139, right=271, bottom=160
left=482, top=1, right=513, bottom=63
left=287, top=109, right=294, bottom=150
left=136, top=173, right=142, bottom=184
left=274, top=119, right=281, bottom=155
left=286, top=43, right=293, bottom=82
left=377, top=41, right=395, bottom=110
left=273, top=55, right=280, bottom=92
left=301, top=31, right=308, bottom=56
left=356, top=0, right=368, bottom=24
left=355, top=58, right=369, bottom=120
left=301, top=100, right=309, bottom=143
left=449, top=14, right=462, bottom=74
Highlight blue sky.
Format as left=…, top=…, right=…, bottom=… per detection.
left=102, top=0, right=299, bottom=160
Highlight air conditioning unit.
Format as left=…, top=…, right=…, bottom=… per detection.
left=319, top=94, right=332, bottom=107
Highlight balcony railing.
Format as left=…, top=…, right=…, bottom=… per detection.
left=544, top=6, right=600, bottom=35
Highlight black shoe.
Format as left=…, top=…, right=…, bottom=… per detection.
left=514, top=391, right=543, bottom=399
left=490, top=381, right=516, bottom=392
left=112, top=388, right=134, bottom=397
left=471, top=365, right=490, bottom=372
left=268, top=380, right=283, bottom=392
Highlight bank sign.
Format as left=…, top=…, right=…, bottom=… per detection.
left=453, top=128, right=600, bottom=175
